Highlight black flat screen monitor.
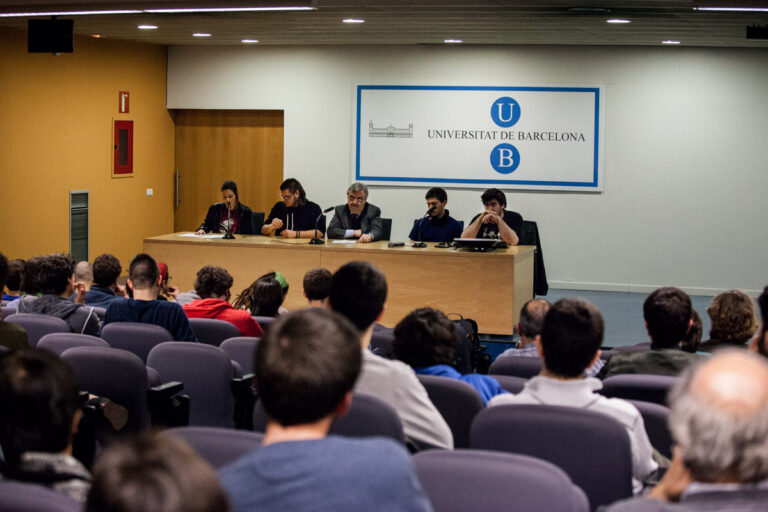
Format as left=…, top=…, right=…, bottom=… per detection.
left=28, top=19, right=74, bottom=53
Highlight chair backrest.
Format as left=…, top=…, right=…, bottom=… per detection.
left=251, top=316, right=275, bottom=334
left=91, top=306, right=107, bottom=320
left=251, top=211, right=265, bottom=233
left=0, top=480, right=81, bottom=512
left=380, top=217, right=392, bottom=241
left=252, top=393, right=406, bottom=445
left=4, top=313, right=70, bottom=347
left=220, top=337, right=260, bottom=375
left=627, top=399, right=673, bottom=459
left=489, top=374, right=527, bottom=394
left=100, top=322, right=175, bottom=363
left=163, top=426, right=263, bottom=469
left=148, top=342, right=235, bottom=428
left=188, top=318, right=242, bottom=346
left=470, top=404, right=633, bottom=510
left=370, top=323, right=395, bottom=359
left=416, top=374, right=484, bottom=448
left=520, top=220, right=548, bottom=296
left=600, top=374, right=677, bottom=406
left=2, top=306, right=17, bottom=318
left=61, top=346, right=151, bottom=432
left=38, top=332, right=109, bottom=356
left=488, top=355, right=542, bottom=378
left=414, top=449, right=589, bottom=512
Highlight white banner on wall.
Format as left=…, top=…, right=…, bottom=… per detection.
left=355, top=85, right=604, bottom=191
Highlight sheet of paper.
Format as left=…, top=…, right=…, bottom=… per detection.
left=177, top=233, right=225, bottom=239
left=331, top=240, right=358, bottom=244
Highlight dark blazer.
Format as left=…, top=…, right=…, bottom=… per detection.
left=327, top=203, right=383, bottom=240
left=197, top=202, right=254, bottom=234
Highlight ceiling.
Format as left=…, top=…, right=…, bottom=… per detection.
left=1, top=0, right=768, bottom=47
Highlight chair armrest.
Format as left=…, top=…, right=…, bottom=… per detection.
left=147, top=381, right=189, bottom=428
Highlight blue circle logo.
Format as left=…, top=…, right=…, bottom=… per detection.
left=490, top=97, right=521, bottom=128
left=490, top=143, right=520, bottom=174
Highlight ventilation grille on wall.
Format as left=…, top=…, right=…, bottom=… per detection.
left=70, top=191, right=88, bottom=262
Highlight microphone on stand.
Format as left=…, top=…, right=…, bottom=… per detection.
left=309, top=206, right=334, bottom=245
left=223, top=200, right=235, bottom=239
left=413, top=206, right=435, bottom=248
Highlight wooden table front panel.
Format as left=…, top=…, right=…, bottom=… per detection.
left=144, top=234, right=534, bottom=334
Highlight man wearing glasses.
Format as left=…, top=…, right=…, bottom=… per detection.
left=327, top=182, right=383, bottom=243
left=262, top=178, right=325, bottom=239
left=461, top=188, right=522, bottom=246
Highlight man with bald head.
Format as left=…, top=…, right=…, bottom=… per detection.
left=606, top=350, right=768, bottom=511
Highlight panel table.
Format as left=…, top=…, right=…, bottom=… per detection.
left=144, top=233, right=534, bottom=334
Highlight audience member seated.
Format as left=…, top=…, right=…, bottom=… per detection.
left=2, top=257, right=23, bottom=302
left=605, top=350, right=768, bottom=511
left=327, top=182, right=383, bottom=243
left=679, top=309, right=704, bottom=354
left=183, top=266, right=263, bottom=337
left=393, top=307, right=507, bottom=405
left=599, top=287, right=705, bottom=378
left=157, top=262, right=180, bottom=301
left=0, top=252, right=28, bottom=350
left=74, top=261, right=93, bottom=292
left=407, top=187, right=464, bottom=243
left=329, top=261, right=453, bottom=449
left=6, top=255, right=43, bottom=309
left=84, top=254, right=127, bottom=308
left=103, top=253, right=197, bottom=342
left=233, top=272, right=288, bottom=317
left=303, top=267, right=332, bottom=309
left=219, top=308, right=432, bottom=512
left=752, top=286, right=768, bottom=358
left=0, top=348, right=90, bottom=501
left=489, top=298, right=657, bottom=493
left=497, top=299, right=604, bottom=377
left=19, top=254, right=101, bottom=336
left=86, top=432, right=229, bottom=512
left=699, top=289, right=758, bottom=353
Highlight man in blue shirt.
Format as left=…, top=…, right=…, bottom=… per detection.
left=103, top=253, right=196, bottom=342
left=408, top=187, right=464, bottom=244
left=84, top=254, right=127, bottom=308
left=219, top=308, right=432, bottom=512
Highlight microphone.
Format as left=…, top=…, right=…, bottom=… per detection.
left=414, top=206, right=435, bottom=248
left=309, top=206, right=333, bottom=245
left=223, top=199, right=235, bottom=239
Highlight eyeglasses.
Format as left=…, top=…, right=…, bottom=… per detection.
left=347, top=195, right=365, bottom=203
left=279, top=193, right=293, bottom=201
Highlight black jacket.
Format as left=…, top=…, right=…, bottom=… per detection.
left=197, top=202, right=255, bottom=234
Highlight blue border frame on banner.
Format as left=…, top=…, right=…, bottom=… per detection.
left=355, top=85, right=600, bottom=188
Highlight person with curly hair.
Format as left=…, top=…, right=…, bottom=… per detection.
left=183, top=265, right=263, bottom=337
left=699, top=290, right=758, bottom=353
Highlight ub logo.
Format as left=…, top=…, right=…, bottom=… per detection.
left=490, top=97, right=521, bottom=128
left=490, top=143, right=520, bottom=174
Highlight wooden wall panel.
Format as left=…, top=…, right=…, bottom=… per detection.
left=172, top=109, right=284, bottom=232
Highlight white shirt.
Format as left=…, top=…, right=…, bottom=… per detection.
left=355, top=350, right=454, bottom=450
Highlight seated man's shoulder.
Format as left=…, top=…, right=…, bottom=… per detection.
left=603, top=496, right=675, bottom=512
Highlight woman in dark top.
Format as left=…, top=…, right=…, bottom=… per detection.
left=195, top=180, right=254, bottom=235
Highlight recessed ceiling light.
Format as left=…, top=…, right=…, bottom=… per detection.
left=662, top=40, right=681, bottom=44
left=0, top=9, right=140, bottom=17
left=695, top=7, right=768, bottom=12
left=444, top=39, right=463, bottom=43
left=138, top=25, right=158, bottom=30
left=606, top=19, right=631, bottom=24
left=193, top=33, right=212, bottom=37
left=342, top=18, right=365, bottom=23
left=242, top=39, right=260, bottom=43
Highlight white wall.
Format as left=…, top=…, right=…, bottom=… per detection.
left=167, top=44, right=768, bottom=296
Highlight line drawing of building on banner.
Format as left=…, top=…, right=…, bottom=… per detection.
left=369, top=120, right=413, bottom=138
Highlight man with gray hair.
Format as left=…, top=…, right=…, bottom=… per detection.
left=606, top=350, right=768, bottom=511
left=327, top=182, right=383, bottom=243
